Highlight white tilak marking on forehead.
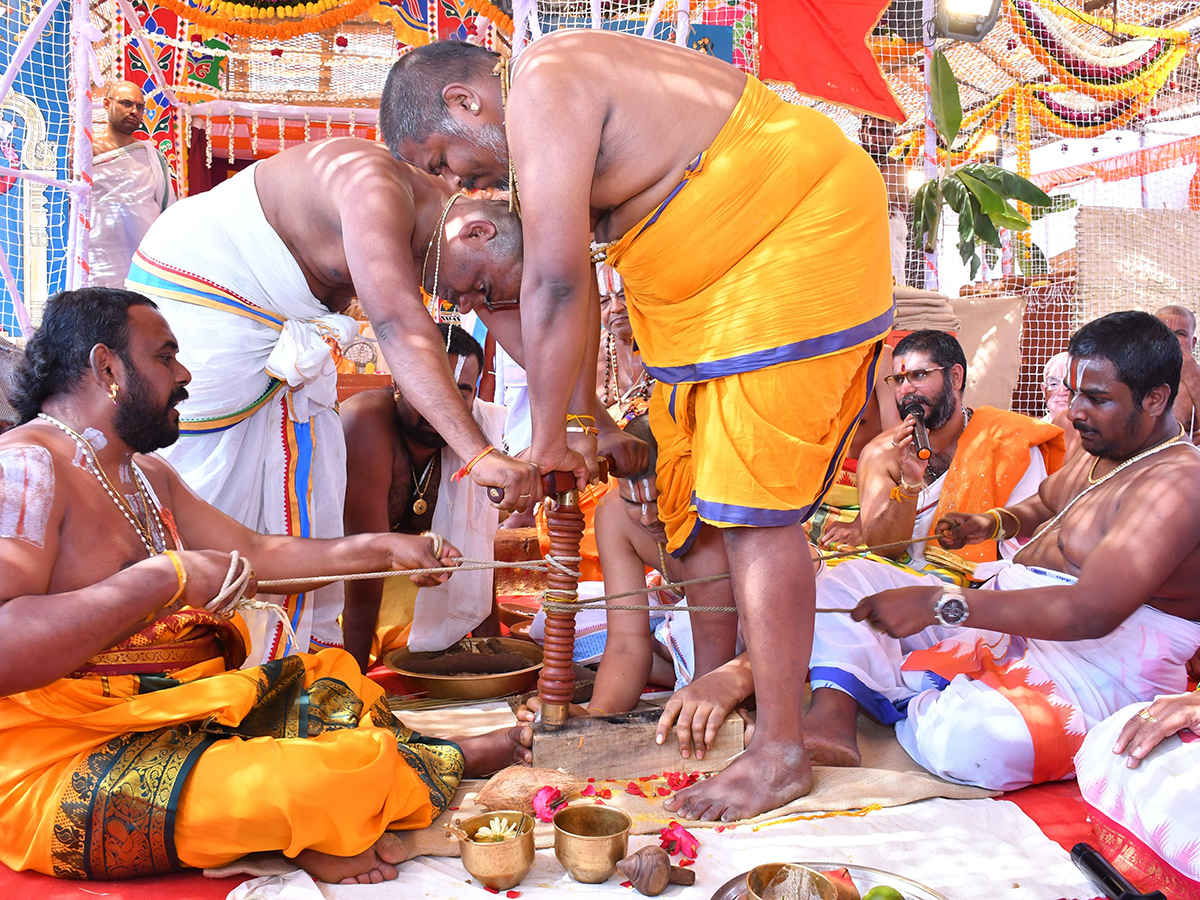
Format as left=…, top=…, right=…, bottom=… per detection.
left=82, top=427, right=107, bottom=450
left=0, top=446, right=54, bottom=549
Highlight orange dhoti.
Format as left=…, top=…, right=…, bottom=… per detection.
left=0, top=610, right=463, bottom=879
left=606, top=75, right=894, bottom=553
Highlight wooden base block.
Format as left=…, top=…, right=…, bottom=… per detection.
left=531, top=708, right=744, bottom=780
left=494, top=526, right=547, bottom=596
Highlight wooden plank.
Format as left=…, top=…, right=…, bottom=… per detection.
left=531, top=709, right=744, bottom=780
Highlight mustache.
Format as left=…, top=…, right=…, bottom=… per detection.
left=170, top=387, right=189, bottom=406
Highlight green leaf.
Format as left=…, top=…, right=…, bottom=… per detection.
left=995, top=169, right=1054, bottom=207
left=988, top=201, right=1031, bottom=231
left=930, top=51, right=963, bottom=147
left=969, top=194, right=1001, bottom=246
left=958, top=171, right=1008, bottom=216
left=921, top=182, right=942, bottom=253
left=959, top=235, right=975, bottom=266
left=911, top=182, right=928, bottom=249
left=942, top=176, right=970, bottom=216
left=1030, top=194, right=1078, bottom=222
left=957, top=196, right=975, bottom=247
left=969, top=253, right=981, bottom=281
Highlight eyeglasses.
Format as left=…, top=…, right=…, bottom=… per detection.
left=115, top=99, right=146, bottom=113
left=883, top=366, right=945, bottom=388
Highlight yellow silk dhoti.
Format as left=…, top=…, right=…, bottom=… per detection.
left=608, top=76, right=893, bottom=553
left=0, top=610, right=463, bottom=879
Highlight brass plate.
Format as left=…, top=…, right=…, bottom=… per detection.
left=710, top=862, right=949, bottom=900
left=383, top=637, right=543, bottom=701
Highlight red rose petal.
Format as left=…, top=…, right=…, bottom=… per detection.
left=679, top=858, right=695, bottom=867
left=620, top=881, right=633, bottom=889
left=656, top=787, right=670, bottom=796
left=599, top=789, right=613, bottom=799
left=625, top=782, right=647, bottom=797
left=587, top=777, right=596, bottom=783
left=484, top=887, right=499, bottom=894
left=593, top=798, right=605, bottom=804
left=506, top=892, right=521, bottom=898
left=581, top=784, right=596, bottom=796
left=638, top=775, right=653, bottom=781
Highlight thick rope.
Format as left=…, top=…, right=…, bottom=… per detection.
left=204, top=550, right=299, bottom=646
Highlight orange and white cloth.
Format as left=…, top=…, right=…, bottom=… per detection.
left=809, top=558, right=1200, bottom=791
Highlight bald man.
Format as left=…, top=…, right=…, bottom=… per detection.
left=88, top=81, right=175, bottom=288
left=1156, top=305, right=1200, bottom=441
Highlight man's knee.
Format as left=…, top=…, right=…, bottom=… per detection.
left=898, top=685, right=1037, bottom=791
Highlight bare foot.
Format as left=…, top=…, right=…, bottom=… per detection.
left=456, top=723, right=533, bottom=778
left=803, top=689, right=862, bottom=767
left=295, top=832, right=413, bottom=884
left=661, top=741, right=813, bottom=822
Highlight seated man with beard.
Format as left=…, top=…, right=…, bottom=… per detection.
left=341, top=323, right=506, bottom=670
left=0, top=289, right=531, bottom=884
left=846, top=330, right=1063, bottom=585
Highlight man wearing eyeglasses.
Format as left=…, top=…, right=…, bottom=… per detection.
left=853, top=329, right=1065, bottom=584
left=88, top=81, right=176, bottom=289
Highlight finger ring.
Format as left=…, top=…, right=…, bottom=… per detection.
left=422, top=530, right=445, bottom=558
left=1138, top=708, right=1159, bottom=724
left=519, top=493, right=531, bottom=499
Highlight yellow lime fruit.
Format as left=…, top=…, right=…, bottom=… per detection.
left=862, top=888, right=905, bottom=900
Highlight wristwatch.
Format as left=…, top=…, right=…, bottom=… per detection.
left=934, top=584, right=970, bottom=627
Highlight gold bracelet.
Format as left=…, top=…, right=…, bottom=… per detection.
left=985, top=509, right=1005, bottom=541
left=147, top=550, right=188, bottom=624
left=995, top=506, right=1021, bottom=539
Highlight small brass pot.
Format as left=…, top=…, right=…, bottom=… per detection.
left=746, top=863, right=837, bottom=900
left=553, top=805, right=632, bottom=884
left=457, top=810, right=535, bottom=891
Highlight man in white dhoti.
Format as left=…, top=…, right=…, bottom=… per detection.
left=656, top=311, right=1200, bottom=806
left=88, top=82, right=175, bottom=288
left=128, top=138, right=541, bottom=666
left=340, top=324, right=507, bottom=670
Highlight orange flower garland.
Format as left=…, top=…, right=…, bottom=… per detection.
left=151, top=0, right=379, bottom=39
left=466, top=0, right=513, bottom=36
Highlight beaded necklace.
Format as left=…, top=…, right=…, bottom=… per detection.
left=420, top=191, right=464, bottom=318
left=38, top=413, right=164, bottom=556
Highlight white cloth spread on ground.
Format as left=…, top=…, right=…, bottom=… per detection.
left=809, top=558, right=1200, bottom=791
left=88, top=142, right=175, bottom=288
left=1076, top=701, right=1200, bottom=882
left=407, top=398, right=507, bottom=651
left=221, top=797, right=1097, bottom=900
left=129, top=162, right=356, bottom=666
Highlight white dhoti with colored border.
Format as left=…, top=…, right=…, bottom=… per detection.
left=809, top=558, right=1200, bottom=790
left=128, top=163, right=356, bottom=666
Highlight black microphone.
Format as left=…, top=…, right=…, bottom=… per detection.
left=900, top=401, right=933, bottom=461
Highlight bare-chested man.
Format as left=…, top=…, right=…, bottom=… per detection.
left=381, top=31, right=894, bottom=819
left=0, top=288, right=531, bottom=884
left=1155, top=304, right=1200, bottom=440
left=658, top=311, right=1200, bottom=793
left=89, top=81, right=175, bottom=288
left=128, top=138, right=541, bottom=664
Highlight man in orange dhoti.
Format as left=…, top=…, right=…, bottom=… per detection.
left=0, top=288, right=530, bottom=884
left=382, top=33, right=893, bottom=819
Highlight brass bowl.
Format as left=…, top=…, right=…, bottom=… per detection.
left=553, top=805, right=631, bottom=884
left=457, top=810, right=536, bottom=891
left=746, top=863, right=837, bottom=900
left=383, top=637, right=542, bottom=701
left=498, top=600, right=538, bottom=628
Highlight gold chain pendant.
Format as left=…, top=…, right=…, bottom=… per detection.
left=413, top=498, right=428, bottom=515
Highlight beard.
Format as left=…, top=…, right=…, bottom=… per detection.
left=905, top=377, right=959, bottom=431
left=113, top=363, right=187, bottom=453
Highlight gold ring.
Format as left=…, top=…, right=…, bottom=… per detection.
left=422, top=530, right=445, bottom=558
left=1138, top=708, right=1158, bottom=724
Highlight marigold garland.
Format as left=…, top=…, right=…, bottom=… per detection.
left=465, top=0, right=513, bottom=36
left=150, top=0, right=379, bottom=39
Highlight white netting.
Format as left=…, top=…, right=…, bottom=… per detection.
left=0, top=0, right=80, bottom=337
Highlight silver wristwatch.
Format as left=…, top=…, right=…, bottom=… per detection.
left=934, top=584, right=970, bottom=627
